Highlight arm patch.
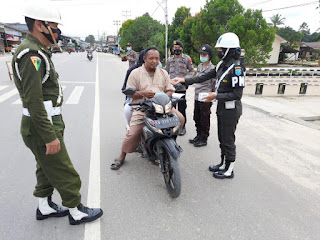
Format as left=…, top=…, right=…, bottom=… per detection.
left=231, top=65, right=245, bottom=88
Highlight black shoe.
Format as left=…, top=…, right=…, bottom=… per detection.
left=189, top=135, right=200, bottom=144
left=69, top=203, right=103, bottom=225
left=208, top=164, right=223, bottom=172
left=194, top=138, right=207, bottom=147
left=36, top=196, right=69, bottom=220
left=213, top=170, right=234, bottom=179
left=178, top=128, right=186, bottom=136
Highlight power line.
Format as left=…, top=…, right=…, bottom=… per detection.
left=248, top=0, right=273, bottom=8
left=262, top=1, right=318, bottom=12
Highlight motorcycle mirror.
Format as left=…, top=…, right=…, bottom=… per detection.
left=122, top=88, right=136, bottom=95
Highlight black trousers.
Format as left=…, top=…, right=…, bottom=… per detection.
left=176, top=91, right=187, bottom=127
left=217, top=114, right=240, bottom=162
left=193, top=100, right=212, bottom=139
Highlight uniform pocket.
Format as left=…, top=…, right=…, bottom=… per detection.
left=20, top=116, right=31, bottom=136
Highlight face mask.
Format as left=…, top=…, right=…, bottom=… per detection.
left=42, top=21, right=61, bottom=44
left=200, top=56, right=208, bottom=63
left=127, top=47, right=131, bottom=51
left=217, top=50, right=224, bottom=59
left=173, top=49, right=182, bottom=55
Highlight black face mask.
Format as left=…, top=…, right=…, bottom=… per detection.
left=217, top=50, right=224, bottom=59
left=174, top=49, right=182, bottom=55
left=42, top=21, right=61, bottom=44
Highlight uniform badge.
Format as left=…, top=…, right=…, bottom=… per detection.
left=30, top=56, right=41, bottom=71
left=235, top=66, right=242, bottom=76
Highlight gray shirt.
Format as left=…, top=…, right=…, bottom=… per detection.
left=194, top=62, right=216, bottom=100
left=165, top=54, right=194, bottom=92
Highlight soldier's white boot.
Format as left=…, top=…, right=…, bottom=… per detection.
left=36, top=196, right=69, bottom=220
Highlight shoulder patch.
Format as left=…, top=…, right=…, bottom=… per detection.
left=30, top=56, right=41, bottom=71
left=188, top=57, right=193, bottom=65
left=235, top=66, right=242, bottom=76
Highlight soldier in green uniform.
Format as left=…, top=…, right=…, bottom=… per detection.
left=12, top=1, right=103, bottom=225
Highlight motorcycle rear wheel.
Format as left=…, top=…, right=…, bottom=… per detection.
left=160, top=147, right=181, bottom=198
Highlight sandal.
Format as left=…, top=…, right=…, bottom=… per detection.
left=110, top=159, right=125, bottom=170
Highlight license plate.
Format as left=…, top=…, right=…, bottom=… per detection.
left=154, top=116, right=180, bottom=129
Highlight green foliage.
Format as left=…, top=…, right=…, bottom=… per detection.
left=168, top=7, right=192, bottom=48
left=148, top=32, right=166, bottom=60
left=277, top=26, right=303, bottom=48
left=228, top=9, right=275, bottom=64
left=85, top=35, right=95, bottom=45
left=269, top=14, right=286, bottom=29
left=119, top=13, right=164, bottom=53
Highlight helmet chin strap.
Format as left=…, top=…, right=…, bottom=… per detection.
left=43, top=21, right=57, bottom=45
left=222, top=48, right=230, bottom=60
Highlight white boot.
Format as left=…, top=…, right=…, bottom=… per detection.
left=38, top=197, right=57, bottom=215
left=69, top=206, right=88, bottom=221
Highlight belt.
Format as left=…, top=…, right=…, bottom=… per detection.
left=23, top=107, right=61, bottom=117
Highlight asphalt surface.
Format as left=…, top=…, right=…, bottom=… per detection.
left=0, top=52, right=319, bottom=240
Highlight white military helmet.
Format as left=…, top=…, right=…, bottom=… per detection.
left=215, top=32, right=240, bottom=48
left=23, top=0, right=63, bottom=24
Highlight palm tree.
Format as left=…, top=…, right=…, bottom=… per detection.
left=270, top=14, right=286, bottom=29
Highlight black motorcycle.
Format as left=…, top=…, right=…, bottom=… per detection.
left=87, top=52, right=93, bottom=61
left=123, top=88, right=183, bottom=198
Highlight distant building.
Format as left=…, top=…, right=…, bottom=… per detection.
left=267, top=34, right=287, bottom=64
left=299, top=42, right=320, bottom=60
left=0, top=22, right=28, bottom=52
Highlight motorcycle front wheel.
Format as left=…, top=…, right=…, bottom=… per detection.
left=160, top=146, right=181, bottom=198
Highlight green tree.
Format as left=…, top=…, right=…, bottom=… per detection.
left=277, top=26, right=303, bottom=48
left=168, top=7, right=192, bottom=49
left=228, top=9, right=275, bottom=64
left=269, top=14, right=286, bottom=29
left=119, top=13, right=164, bottom=52
left=189, top=0, right=244, bottom=64
left=148, top=32, right=166, bottom=61
left=85, top=35, right=95, bottom=45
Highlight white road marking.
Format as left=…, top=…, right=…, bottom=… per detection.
left=12, top=98, right=22, bottom=105
left=65, top=86, right=84, bottom=104
left=0, top=88, right=18, bottom=103
left=84, top=54, right=101, bottom=240
left=0, top=85, right=9, bottom=91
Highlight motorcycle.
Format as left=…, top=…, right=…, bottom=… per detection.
left=87, top=52, right=93, bottom=61
left=123, top=88, right=184, bottom=198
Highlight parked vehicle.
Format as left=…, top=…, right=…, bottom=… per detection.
left=51, top=46, right=62, bottom=53
left=123, top=88, right=184, bottom=198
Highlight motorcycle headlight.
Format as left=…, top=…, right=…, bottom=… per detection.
left=153, top=103, right=164, bottom=114
left=164, top=101, right=172, bottom=113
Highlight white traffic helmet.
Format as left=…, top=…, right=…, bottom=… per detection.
left=23, top=0, right=63, bottom=24
left=215, top=32, right=240, bottom=48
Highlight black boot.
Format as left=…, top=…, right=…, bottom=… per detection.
left=69, top=203, right=103, bottom=225
left=213, top=161, right=235, bottom=179
left=36, top=196, right=69, bottom=220
left=208, top=155, right=225, bottom=172
left=194, top=136, right=207, bottom=147
left=189, top=134, right=200, bottom=144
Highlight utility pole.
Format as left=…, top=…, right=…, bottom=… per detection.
left=165, top=0, right=168, bottom=64
left=122, top=10, right=131, bottom=21
left=113, top=20, right=121, bottom=36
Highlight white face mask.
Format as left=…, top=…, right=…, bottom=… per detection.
left=127, top=47, right=131, bottom=51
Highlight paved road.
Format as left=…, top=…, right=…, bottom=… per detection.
left=0, top=52, right=319, bottom=240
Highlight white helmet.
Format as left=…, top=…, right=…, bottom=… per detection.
left=23, top=0, right=63, bottom=24
left=215, top=32, right=240, bottom=48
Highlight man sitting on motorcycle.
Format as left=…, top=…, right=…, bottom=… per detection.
left=111, top=46, right=185, bottom=170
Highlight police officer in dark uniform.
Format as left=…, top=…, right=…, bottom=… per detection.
left=165, top=40, right=194, bottom=136
left=12, top=1, right=103, bottom=224
left=172, top=33, right=245, bottom=179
